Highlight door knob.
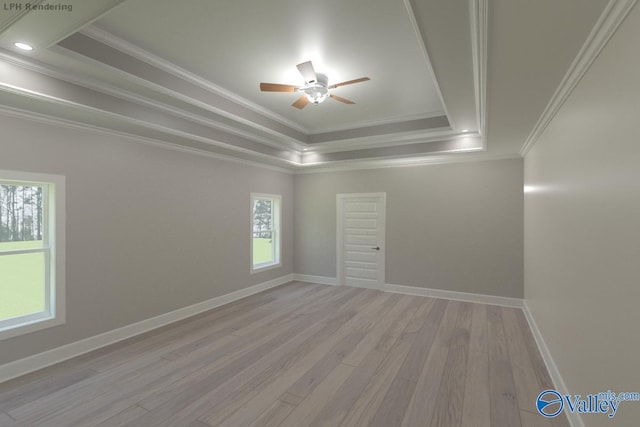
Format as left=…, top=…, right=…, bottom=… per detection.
left=371, top=246, right=380, bottom=251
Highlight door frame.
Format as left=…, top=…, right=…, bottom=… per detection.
left=336, top=192, right=386, bottom=288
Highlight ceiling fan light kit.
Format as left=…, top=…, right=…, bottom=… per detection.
left=260, top=61, right=369, bottom=109
left=303, top=73, right=329, bottom=105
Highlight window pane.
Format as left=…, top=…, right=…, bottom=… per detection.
left=253, top=232, right=274, bottom=265
left=0, top=184, right=44, bottom=244
left=251, top=194, right=280, bottom=271
left=0, top=250, right=46, bottom=321
left=253, top=199, right=273, bottom=235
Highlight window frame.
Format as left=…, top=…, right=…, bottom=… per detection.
left=250, top=193, right=282, bottom=273
left=0, top=170, right=65, bottom=341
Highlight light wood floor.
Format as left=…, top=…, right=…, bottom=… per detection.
left=0, top=282, right=569, bottom=427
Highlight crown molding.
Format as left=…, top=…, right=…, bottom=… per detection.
left=56, top=33, right=310, bottom=145
left=0, top=55, right=495, bottom=169
left=53, top=33, right=463, bottom=155
left=307, top=110, right=445, bottom=135
left=305, top=127, right=463, bottom=154
left=0, top=105, right=296, bottom=174
left=0, top=10, right=499, bottom=169
left=0, top=49, right=305, bottom=153
left=0, top=101, right=521, bottom=176
left=2, top=47, right=461, bottom=157
left=402, top=0, right=453, bottom=129
left=81, top=26, right=310, bottom=135
left=470, top=0, right=488, bottom=150
left=0, top=53, right=308, bottom=165
left=520, top=0, right=638, bottom=156
left=294, top=151, right=521, bottom=174
left=0, top=81, right=300, bottom=168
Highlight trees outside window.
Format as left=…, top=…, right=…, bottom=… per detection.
left=0, top=171, right=65, bottom=340
left=251, top=194, right=281, bottom=272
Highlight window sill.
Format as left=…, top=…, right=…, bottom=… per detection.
left=0, top=314, right=65, bottom=341
left=250, top=262, right=282, bottom=275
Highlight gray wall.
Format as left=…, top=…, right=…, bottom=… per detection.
left=0, top=114, right=293, bottom=365
left=524, top=4, right=640, bottom=426
left=294, top=158, right=524, bottom=298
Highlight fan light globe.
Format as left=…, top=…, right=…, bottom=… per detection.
left=304, top=87, right=329, bottom=105
left=303, top=72, right=330, bottom=105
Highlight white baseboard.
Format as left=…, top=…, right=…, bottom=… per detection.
left=290, top=276, right=523, bottom=307
left=522, top=301, right=583, bottom=427
left=0, top=274, right=294, bottom=384
left=292, top=274, right=337, bottom=286
left=383, top=283, right=523, bottom=308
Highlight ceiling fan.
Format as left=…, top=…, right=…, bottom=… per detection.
left=260, top=61, right=370, bottom=109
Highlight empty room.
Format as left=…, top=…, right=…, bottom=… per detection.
left=0, top=0, right=638, bottom=426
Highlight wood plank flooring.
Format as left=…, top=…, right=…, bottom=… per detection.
left=0, top=282, right=569, bottom=427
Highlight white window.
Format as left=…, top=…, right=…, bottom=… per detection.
left=251, top=193, right=281, bottom=272
left=0, top=170, right=65, bottom=340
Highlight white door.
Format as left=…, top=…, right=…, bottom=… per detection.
left=337, top=193, right=386, bottom=289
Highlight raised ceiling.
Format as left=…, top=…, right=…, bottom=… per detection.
left=0, top=0, right=625, bottom=171
left=95, top=0, right=446, bottom=134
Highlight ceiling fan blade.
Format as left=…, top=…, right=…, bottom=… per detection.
left=330, top=94, right=355, bottom=104
left=328, top=77, right=370, bottom=89
left=296, top=61, right=317, bottom=83
left=260, top=83, right=299, bottom=92
left=292, top=95, right=310, bottom=109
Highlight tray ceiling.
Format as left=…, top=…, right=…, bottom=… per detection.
left=94, top=0, right=446, bottom=134
left=0, top=0, right=619, bottom=170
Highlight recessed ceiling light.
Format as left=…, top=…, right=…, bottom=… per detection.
left=461, top=129, right=470, bottom=133
left=14, top=42, right=33, bottom=51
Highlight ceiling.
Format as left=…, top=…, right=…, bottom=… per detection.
left=95, top=0, right=447, bottom=134
left=0, top=0, right=622, bottom=171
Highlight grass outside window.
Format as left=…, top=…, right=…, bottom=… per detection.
left=0, top=241, right=45, bottom=321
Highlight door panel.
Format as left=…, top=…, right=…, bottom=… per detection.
left=337, top=193, right=386, bottom=289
